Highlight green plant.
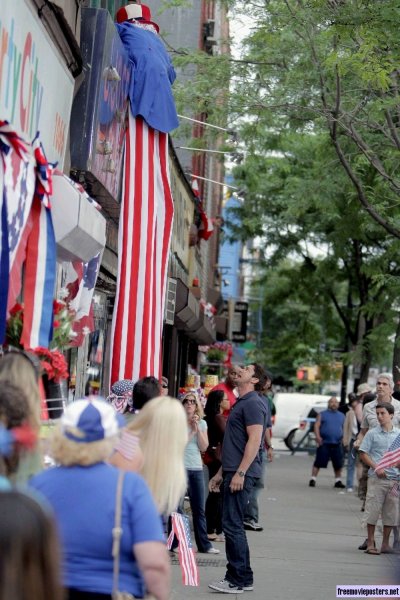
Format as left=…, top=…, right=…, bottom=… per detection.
left=6, top=300, right=76, bottom=351
left=206, top=348, right=225, bottom=362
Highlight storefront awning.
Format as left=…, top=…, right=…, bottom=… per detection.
left=174, top=279, right=216, bottom=343
left=174, top=278, right=200, bottom=330
left=187, top=310, right=216, bottom=345
left=207, top=287, right=224, bottom=314
left=51, top=172, right=107, bottom=263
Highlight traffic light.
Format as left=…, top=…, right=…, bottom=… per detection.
left=296, top=368, right=308, bottom=381
left=296, top=366, right=320, bottom=382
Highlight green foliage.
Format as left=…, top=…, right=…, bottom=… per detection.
left=165, top=0, right=400, bottom=381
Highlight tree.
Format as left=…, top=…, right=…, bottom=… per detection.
left=224, top=0, right=400, bottom=387
left=226, top=0, right=400, bottom=236
left=163, top=0, right=400, bottom=386
left=229, top=129, right=400, bottom=394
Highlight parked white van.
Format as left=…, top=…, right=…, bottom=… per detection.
left=272, top=392, right=331, bottom=450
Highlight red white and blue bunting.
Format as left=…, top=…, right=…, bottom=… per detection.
left=0, top=123, right=56, bottom=348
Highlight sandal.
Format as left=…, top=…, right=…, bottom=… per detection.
left=207, top=533, right=217, bottom=541
left=358, top=539, right=369, bottom=551
left=364, top=547, right=380, bottom=555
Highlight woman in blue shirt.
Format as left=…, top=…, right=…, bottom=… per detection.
left=180, top=390, right=219, bottom=555
left=29, top=398, right=170, bottom=600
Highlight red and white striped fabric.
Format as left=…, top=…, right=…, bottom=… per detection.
left=110, top=114, right=174, bottom=383
left=167, top=512, right=199, bottom=586
left=390, top=482, right=400, bottom=498
left=374, top=433, right=400, bottom=472
left=114, top=430, right=140, bottom=460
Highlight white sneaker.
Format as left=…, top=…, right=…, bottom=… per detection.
left=206, top=546, right=220, bottom=554
left=209, top=579, right=243, bottom=594
left=346, top=488, right=353, bottom=493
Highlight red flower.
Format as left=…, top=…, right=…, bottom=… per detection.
left=9, top=303, right=24, bottom=316
left=53, top=300, right=65, bottom=314
left=31, top=347, right=69, bottom=382
left=53, top=320, right=60, bottom=328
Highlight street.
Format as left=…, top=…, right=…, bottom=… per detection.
left=170, top=449, right=398, bottom=599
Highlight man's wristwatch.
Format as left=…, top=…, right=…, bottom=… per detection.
left=237, top=470, right=246, bottom=477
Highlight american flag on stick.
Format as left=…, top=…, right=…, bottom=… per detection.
left=167, top=512, right=199, bottom=586
left=374, top=433, right=400, bottom=472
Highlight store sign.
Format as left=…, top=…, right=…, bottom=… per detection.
left=70, top=8, right=131, bottom=202
left=231, top=301, right=248, bottom=342
left=223, top=300, right=248, bottom=343
left=0, top=0, right=74, bottom=166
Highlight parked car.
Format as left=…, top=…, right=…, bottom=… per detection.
left=291, top=401, right=329, bottom=450
left=272, top=393, right=331, bottom=450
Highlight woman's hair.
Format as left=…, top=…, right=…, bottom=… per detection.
left=0, top=353, right=41, bottom=430
left=182, top=390, right=204, bottom=419
left=50, top=428, right=117, bottom=466
left=127, top=396, right=188, bottom=515
left=0, top=491, right=62, bottom=600
left=347, top=392, right=357, bottom=403
left=204, top=390, right=224, bottom=419
left=0, top=382, right=30, bottom=476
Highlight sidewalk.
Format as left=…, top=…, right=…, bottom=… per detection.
left=170, top=450, right=399, bottom=599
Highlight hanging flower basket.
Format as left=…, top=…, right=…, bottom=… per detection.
left=42, top=375, right=68, bottom=419
left=32, top=347, right=69, bottom=419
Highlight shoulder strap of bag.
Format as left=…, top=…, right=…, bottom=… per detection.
left=112, top=470, right=125, bottom=596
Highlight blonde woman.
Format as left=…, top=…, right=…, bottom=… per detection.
left=0, top=350, right=43, bottom=482
left=177, top=390, right=219, bottom=554
left=110, top=395, right=188, bottom=516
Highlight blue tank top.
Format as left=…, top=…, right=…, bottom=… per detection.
left=320, top=410, right=345, bottom=444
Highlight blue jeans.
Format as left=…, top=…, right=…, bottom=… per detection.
left=206, top=459, right=223, bottom=535
left=244, top=450, right=266, bottom=523
left=346, top=439, right=356, bottom=489
left=187, top=469, right=212, bottom=552
left=222, top=471, right=257, bottom=588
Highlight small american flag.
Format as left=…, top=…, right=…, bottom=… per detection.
left=375, top=433, right=400, bottom=472
left=167, top=512, right=199, bottom=586
left=390, top=482, right=400, bottom=498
